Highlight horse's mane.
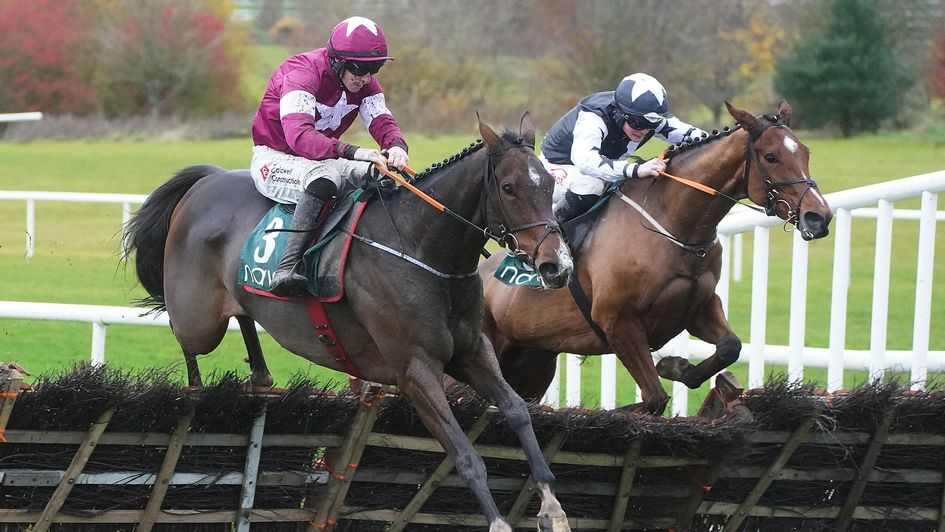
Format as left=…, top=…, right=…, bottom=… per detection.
left=411, top=130, right=526, bottom=181
left=663, top=113, right=784, bottom=163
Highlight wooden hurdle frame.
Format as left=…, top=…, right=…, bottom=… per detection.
left=2, top=370, right=945, bottom=531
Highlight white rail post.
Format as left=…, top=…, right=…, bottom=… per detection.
left=828, top=209, right=852, bottom=392
left=541, top=355, right=561, bottom=408
left=600, top=353, right=617, bottom=410
left=733, top=233, right=743, bottom=282
left=718, top=234, right=731, bottom=314
left=25, top=199, right=35, bottom=258
left=748, top=226, right=770, bottom=389
left=566, top=354, right=581, bottom=407
left=788, top=231, right=809, bottom=383
left=911, top=191, right=937, bottom=390
left=670, top=332, right=690, bottom=417
left=91, top=322, right=107, bottom=365
left=869, top=199, right=893, bottom=382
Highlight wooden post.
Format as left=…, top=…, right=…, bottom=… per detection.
left=137, top=409, right=195, bottom=532
left=722, top=405, right=821, bottom=532
left=0, top=364, right=25, bottom=443
left=505, top=430, right=569, bottom=527
left=388, top=406, right=498, bottom=532
left=238, top=406, right=268, bottom=531
left=835, top=405, right=894, bottom=531
left=671, top=460, right=725, bottom=531
left=308, top=385, right=391, bottom=531
left=33, top=407, right=117, bottom=532
left=607, top=438, right=643, bottom=532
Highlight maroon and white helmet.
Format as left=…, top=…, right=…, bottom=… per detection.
left=327, top=16, right=392, bottom=61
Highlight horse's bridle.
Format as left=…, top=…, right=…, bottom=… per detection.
left=744, top=124, right=819, bottom=227
left=481, top=144, right=561, bottom=268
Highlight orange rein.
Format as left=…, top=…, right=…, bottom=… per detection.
left=655, top=150, right=719, bottom=196
left=370, top=163, right=447, bottom=212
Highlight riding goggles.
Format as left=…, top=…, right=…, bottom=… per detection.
left=623, top=112, right=663, bottom=131
left=345, top=59, right=385, bottom=76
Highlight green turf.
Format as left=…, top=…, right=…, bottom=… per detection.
left=1, top=131, right=943, bottom=414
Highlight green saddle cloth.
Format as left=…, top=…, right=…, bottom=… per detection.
left=492, top=253, right=542, bottom=287
left=238, top=191, right=364, bottom=300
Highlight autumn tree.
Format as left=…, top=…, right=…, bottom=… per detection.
left=97, top=0, right=245, bottom=117
left=0, top=0, right=100, bottom=114
left=932, top=29, right=945, bottom=101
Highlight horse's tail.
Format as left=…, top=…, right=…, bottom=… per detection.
left=124, top=164, right=225, bottom=311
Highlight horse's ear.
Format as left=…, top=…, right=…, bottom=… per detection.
left=778, top=100, right=792, bottom=125
left=477, top=111, right=501, bottom=151
left=519, top=111, right=536, bottom=148
left=725, top=100, right=763, bottom=136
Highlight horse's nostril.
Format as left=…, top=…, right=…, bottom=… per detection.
left=538, top=262, right=560, bottom=279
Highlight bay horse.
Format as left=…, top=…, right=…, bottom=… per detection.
left=480, top=101, right=832, bottom=415
left=124, top=114, right=574, bottom=532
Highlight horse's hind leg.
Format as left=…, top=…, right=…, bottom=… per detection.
left=656, top=295, right=742, bottom=389
left=448, top=334, right=571, bottom=532
left=398, top=356, right=512, bottom=532
left=496, top=344, right=559, bottom=402
left=235, top=315, right=273, bottom=389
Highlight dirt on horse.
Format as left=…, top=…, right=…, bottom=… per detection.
left=481, top=101, right=832, bottom=415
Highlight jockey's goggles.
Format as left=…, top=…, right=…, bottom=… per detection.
left=623, top=112, right=663, bottom=131
left=345, top=59, right=385, bottom=76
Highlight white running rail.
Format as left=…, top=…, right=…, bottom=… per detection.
left=1, top=170, right=943, bottom=415
left=543, top=170, right=945, bottom=414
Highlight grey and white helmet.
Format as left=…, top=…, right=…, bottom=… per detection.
left=614, top=73, right=670, bottom=130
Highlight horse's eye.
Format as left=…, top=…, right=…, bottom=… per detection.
left=501, top=183, right=515, bottom=195
left=764, top=153, right=779, bottom=164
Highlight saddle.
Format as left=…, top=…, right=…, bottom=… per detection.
left=238, top=188, right=373, bottom=302
left=560, top=181, right=622, bottom=257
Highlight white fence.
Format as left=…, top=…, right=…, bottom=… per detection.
left=1, top=170, right=943, bottom=415
left=0, top=191, right=146, bottom=258
left=541, top=170, right=945, bottom=415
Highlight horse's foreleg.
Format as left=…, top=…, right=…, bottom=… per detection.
left=608, top=322, right=669, bottom=415
left=183, top=350, right=202, bottom=387
left=398, top=356, right=511, bottom=532
left=656, top=295, right=742, bottom=388
left=236, top=315, right=274, bottom=389
left=448, top=335, right=571, bottom=532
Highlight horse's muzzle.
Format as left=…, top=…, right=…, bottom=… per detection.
left=800, top=210, right=832, bottom=241
left=537, top=257, right=573, bottom=289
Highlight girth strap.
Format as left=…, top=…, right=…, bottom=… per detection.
left=567, top=277, right=609, bottom=345
left=304, top=296, right=362, bottom=378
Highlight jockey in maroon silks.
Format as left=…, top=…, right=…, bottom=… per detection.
left=251, top=16, right=409, bottom=297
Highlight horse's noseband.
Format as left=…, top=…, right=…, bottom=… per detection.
left=746, top=126, right=819, bottom=228
left=483, top=148, right=561, bottom=268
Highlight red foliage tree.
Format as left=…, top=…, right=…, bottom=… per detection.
left=0, top=0, right=100, bottom=114
left=99, top=1, right=243, bottom=117
left=932, top=29, right=945, bottom=101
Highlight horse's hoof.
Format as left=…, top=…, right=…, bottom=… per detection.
left=656, top=355, right=691, bottom=381
left=488, top=519, right=512, bottom=532
left=538, top=516, right=571, bottom=532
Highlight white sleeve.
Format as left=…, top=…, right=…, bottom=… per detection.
left=657, top=117, right=707, bottom=145
left=570, top=110, right=630, bottom=182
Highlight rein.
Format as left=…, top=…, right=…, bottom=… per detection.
left=656, top=123, right=818, bottom=226
left=371, top=146, right=560, bottom=268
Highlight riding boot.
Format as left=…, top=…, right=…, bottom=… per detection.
left=553, top=190, right=599, bottom=225
left=269, top=177, right=337, bottom=297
